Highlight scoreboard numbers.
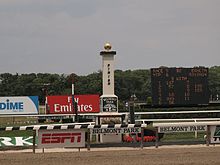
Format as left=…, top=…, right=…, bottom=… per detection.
left=151, top=67, right=209, bottom=106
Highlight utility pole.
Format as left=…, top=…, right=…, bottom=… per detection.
left=72, top=81, right=78, bottom=122
left=129, top=94, right=137, bottom=124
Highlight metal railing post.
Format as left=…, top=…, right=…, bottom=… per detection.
left=33, top=130, right=36, bottom=153
left=87, top=129, right=91, bottom=151
left=206, top=125, right=210, bottom=146
left=140, top=127, right=144, bottom=149
left=155, top=127, right=159, bottom=148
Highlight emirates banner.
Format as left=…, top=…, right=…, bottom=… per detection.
left=46, top=95, right=100, bottom=114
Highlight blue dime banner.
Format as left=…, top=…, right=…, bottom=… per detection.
left=0, top=96, right=38, bottom=115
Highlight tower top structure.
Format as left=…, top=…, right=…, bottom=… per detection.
left=100, top=42, right=116, bottom=56
left=104, top=43, right=112, bottom=51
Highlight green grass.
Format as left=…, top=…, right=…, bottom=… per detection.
left=119, top=105, right=220, bottom=112
left=161, top=132, right=206, bottom=142
left=39, top=105, right=46, bottom=114
left=0, top=130, right=33, bottom=137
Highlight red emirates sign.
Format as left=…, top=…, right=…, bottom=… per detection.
left=46, top=95, right=100, bottom=114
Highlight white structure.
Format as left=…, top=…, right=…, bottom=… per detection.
left=100, top=43, right=118, bottom=113
left=99, top=43, right=121, bottom=143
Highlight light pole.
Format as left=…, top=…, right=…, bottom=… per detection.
left=42, top=83, right=50, bottom=114
left=129, top=94, right=137, bottom=124
left=69, top=73, right=79, bottom=123
left=72, top=80, right=78, bottom=123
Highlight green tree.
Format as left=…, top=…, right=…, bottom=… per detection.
left=209, top=66, right=220, bottom=100
left=0, top=66, right=220, bottom=105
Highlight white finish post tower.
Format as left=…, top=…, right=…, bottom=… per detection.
left=100, top=43, right=118, bottom=113
left=98, top=43, right=121, bottom=143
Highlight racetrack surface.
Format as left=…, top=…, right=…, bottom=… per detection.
left=0, top=145, right=220, bottom=165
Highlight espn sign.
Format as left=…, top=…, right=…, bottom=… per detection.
left=46, top=95, right=100, bottom=114
left=38, top=130, right=85, bottom=148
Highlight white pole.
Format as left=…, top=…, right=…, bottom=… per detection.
left=72, top=83, right=74, bottom=95
left=45, top=97, right=47, bottom=114
left=194, top=119, right=198, bottom=138
left=72, top=83, right=75, bottom=122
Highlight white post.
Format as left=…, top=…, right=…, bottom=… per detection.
left=72, top=83, right=75, bottom=122
left=194, top=120, right=198, bottom=138
left=72, top=83, right=74, bottom=95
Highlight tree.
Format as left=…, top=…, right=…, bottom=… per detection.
left=0, top=66, right=220, bottom=104
left=209, top=66, right=220, bottom=100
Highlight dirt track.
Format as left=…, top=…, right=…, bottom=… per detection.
left=0, top=146, right=220, bottom=165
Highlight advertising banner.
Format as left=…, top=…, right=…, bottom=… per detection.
left=38, top=129, right=85, bottom=148
left=210, top=125, right=220, bottom=144
left=0, top=137, right=33, bottom=147
left=0, top=96, right=38, bottom=115
left=91, top=127, right=141, bottom=135
left=46, top=95, right=100, bottom=114
left=158, top=125, right=206, bottom=133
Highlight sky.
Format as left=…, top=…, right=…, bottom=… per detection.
left=0, top=0, right=219, bottom=75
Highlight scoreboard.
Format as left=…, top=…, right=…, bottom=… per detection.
left=151, top=67, right=209, bottom=106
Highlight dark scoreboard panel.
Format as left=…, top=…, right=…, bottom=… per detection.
left=151, top=67, right=209, bottom=106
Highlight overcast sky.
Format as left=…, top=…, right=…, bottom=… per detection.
left=0, top=0, right=219, bottom=75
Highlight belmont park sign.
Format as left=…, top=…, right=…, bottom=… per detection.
left=158, top=125, right=206, bottom=133
left=91, top=127, right=141, bottom=134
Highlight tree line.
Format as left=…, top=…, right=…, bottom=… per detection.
left=0, top=66, right=219, bottom=105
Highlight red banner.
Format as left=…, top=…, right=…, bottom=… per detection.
left=46, top=95, right=100, bottom=114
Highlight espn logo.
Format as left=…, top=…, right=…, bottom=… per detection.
left=41, top=133, right=81, bottom=144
